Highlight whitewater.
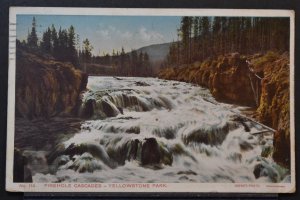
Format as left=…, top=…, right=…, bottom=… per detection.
left=33, top=76, right=289, bottom=183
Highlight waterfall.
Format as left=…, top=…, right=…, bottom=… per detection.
left=30, top=76, right=289, bottom=183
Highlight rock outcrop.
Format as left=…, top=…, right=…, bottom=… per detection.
left=159, top=53, right=260, bottom=106
left=15, top=49, right=88, bottom=119
left=254, top=53, right=290, bottom=167
left=159, top=52, right=290, bottom=168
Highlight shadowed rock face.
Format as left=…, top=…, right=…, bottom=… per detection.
left=159, top=52, right=290, bottom=168
left=15, top=49, right=88, bottom=119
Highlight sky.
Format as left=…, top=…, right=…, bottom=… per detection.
left=17, top=15, right=181, bottom=55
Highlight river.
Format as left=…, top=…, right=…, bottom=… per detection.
left=31, top=76, right=289, bottom=183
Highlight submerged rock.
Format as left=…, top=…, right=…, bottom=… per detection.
left=253, top=160, right=281, bottom=182
left=253, top=163, right=264, bottom=179
left=125, top=126, right=140, bottom=134
left=177, top=170, right=197, bottom=175
left=226, top=152, right=242, bottom=163
left=140, top=138, right=161, bottom=165
left=152, top=127, right=177, bottom=139
left=105, top=137, right=173, bottom=167
left=67, top=153, right=104, bottom=173
left=48, top=143, right=117, bottom=169
left=182, top=123, right=229, bottom=146
left=135, top=81, right=150, bottom=86
left=49, top=155, right=71, bottom=173
left=239, top=141, right=254, bottom=151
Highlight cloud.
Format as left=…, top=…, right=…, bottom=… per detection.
left=121, top=31, right=133, bottom=39
left=138, top=27, right=164, bottom=42
left=92, top=24, right=165, bottom=54
left=97, top=29, right=110, bottom=38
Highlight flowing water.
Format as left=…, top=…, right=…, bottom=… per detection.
left=32, top=76, right=289, bottom=183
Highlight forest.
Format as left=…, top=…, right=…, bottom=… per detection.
left=165, top=16, right=289, bottom=67
left=17, top=17, right=152, bottom=76
left=18, top=17, right=89, bottom=68
left=18, top=16, right=290, bottom=76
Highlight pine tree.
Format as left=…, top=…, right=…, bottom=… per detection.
left=82, top=38, right=93, bottom=63
left=131, top=50, right=138, bottom=75
left=166, top=16, right=289, bottom=66
left=51, top=25, right=59, bottom=57
left=200, top=17, right=210, bottom=60
left=27, top=17, right=38, bottom=49
left=67, top=25, right=79, bottom=66
left=180, top=17, right=193, bottom=63
left=143, top=52, right=151, bottom=76
left=212, top=17, right=221, bottom=56
left=41, top=27, right=51, bottom=53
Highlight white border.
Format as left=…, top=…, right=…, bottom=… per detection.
left=6, top=7, right=295, bottom=193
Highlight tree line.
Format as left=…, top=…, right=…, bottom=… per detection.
left=18, top=17, right=152, bottom=76
left=92, top=48, right=153, bottom=77
left=18, top=17, right=93, bottom=70
left=166, top=16, right=290, bottom=66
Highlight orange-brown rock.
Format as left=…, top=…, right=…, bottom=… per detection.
left=159, top=53, right=258, bottom=106
left=254, top=52, right=290, bottom=167
left=16, top=49, right=88, bottom=119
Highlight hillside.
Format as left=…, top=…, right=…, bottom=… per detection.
left=135, top=42, right=172, bottom=63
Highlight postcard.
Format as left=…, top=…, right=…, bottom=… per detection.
left=6, top=7, right=295, bottom=193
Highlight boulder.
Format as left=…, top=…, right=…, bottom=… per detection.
left=141, top=138, right=161, bottom=165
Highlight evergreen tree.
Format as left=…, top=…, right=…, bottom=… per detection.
left=180, top=17, right=193, bottom=63
left=51, top=25, right=59, bottom=56
left=212, top=17, right=221, bottom=56
left=67, top=25, right=79, bottom=66
left=27, top=17, right=38, bottom=49
left=41, top=27, right=51, bottom=53
left=166, top=16, right=289, bottom=66
left=200, top=17, right=210, bottom=59
left=82, top=38, right=93, bottom=63
left=131, top=50, right=138, bottom=75
left=143, top=52, right=151, bottom=76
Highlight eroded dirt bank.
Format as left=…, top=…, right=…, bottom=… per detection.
left=159, top=52, right=290, bottom=168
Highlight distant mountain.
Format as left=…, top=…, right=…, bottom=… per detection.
left=135, top=42, right=173, bottom=63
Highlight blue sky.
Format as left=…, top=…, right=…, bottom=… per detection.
left=17, top=15, right=181, bottom=55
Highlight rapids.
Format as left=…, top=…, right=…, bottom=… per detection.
left=33, top=76, right=289, bottom=183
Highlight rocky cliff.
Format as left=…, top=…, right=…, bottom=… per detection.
left=159, top=52, right=290, bottom=168
left=254, top=53, right=290, bottom=167
left=15, top=49, right=88, bottom=119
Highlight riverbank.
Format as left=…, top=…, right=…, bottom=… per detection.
left=14, top=49, right=88, bottom=182
left=158, top=52, right=290, bottom=168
